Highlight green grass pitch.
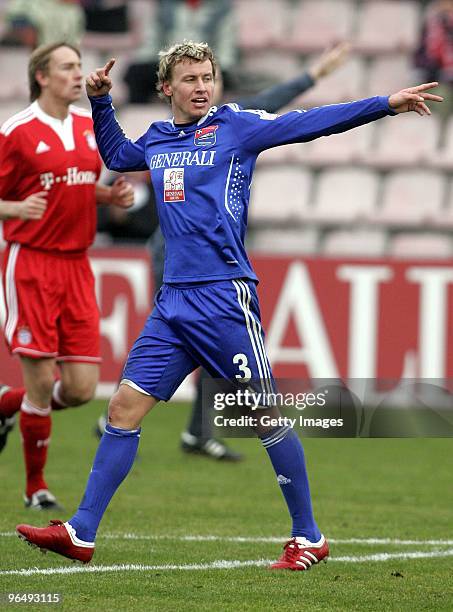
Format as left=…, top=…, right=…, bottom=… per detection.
left=1, top=400, right=453, bottom=611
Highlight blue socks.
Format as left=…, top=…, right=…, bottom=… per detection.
left=261, top=426, right=321, bottom=541
left=69, top=423, right=318, bottom=542
left=69, top=423, right=140, bottom=542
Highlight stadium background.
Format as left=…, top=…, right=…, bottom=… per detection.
left=1, top=0, right=452, bottom=395
left=1, top=3, right=453, bottom=610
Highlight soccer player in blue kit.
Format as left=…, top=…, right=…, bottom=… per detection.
left=16, top=42, right=442, bottom=570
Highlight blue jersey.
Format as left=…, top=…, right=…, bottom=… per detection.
left=90, top=95, right=394, bottom=283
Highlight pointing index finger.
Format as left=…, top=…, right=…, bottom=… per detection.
left=412, top=82, right=439, bottom=92
left=104, top=58, right=116, bottom=76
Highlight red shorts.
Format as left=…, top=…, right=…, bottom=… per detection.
left=2, top=243, right=101, bottom=362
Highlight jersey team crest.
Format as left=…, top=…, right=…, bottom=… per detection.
left=194, top=125, right=218, bottom=147
left=17, top=327, right=32, bottom=346
left=84, top=130, right=97, bottom=151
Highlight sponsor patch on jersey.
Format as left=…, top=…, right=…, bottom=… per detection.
left=84, top=130, right=97, bottom=151
left=17, top=327, right=32, bottom=346
left=194, top=125, right=218, bottom=147
left=164, top=168, right=185, bottom=202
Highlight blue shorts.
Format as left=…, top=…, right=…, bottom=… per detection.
left=122, top=279, right=275, bottom=401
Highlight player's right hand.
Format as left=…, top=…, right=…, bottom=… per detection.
left=86, top=58, right=115, bottom=97
left=19, top=191, right=48, bottom=220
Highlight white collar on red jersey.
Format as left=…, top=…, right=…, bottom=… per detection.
left=31, top=101, right=75, bottom=151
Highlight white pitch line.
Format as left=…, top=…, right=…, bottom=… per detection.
left=334, top=549, right=453, bottom=562
left=0, top=560, right=272, bottom=576
left=2, top=549, right=453, bottom=576
left=331, top=538, right=453, bottom=546
left=2, top=532, right=453, bottom=546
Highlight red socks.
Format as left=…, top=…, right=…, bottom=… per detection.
left=19, top=398, right=51, bottom=498
left=2, top=383, right=67, bottom=498
left=0, top=387, right=25, bottom=418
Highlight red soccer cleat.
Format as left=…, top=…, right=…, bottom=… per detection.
left=16, top=520, right=95, bottom=563
left=269, top=535, right=329, bottom=570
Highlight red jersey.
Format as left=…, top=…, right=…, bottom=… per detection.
left=0, top=102, right=102, bottom=253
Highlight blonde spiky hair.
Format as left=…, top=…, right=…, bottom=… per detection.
left=156, top=40, right=217, bottom=104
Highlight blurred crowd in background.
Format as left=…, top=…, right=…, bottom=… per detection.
left=1, top=0, right=453, bottom=259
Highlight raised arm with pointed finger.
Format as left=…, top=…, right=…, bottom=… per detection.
left=238, top=42, right=351, bottom=114
left=86, top=58, right=149, bottom=172
left=86, top=58, right=116, bottom=98
left=86, top=55, right=443, bottom=173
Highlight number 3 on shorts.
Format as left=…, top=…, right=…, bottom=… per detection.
left=233, top=353, right=252, bottom=382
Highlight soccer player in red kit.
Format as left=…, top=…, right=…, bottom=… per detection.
left=0, top=42, right=134, bottom=509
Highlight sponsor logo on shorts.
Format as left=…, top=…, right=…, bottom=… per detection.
left=17, top=327, right=32, bottom=346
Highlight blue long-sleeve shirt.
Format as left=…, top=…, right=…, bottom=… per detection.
left=90, top=95, right=394, bottom=283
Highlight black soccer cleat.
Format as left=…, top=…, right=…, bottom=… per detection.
left=93, top=412, right=107, bottom=440
left=24, top=489, right=64, bottom=512
left=180, top=431, right=243, bottom=461
left=0, top=385, right=15, bottom=453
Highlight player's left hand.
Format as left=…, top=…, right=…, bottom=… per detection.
left=389, top=82, right=443, bottom=115
left=111, top=176, right=135, bottom=208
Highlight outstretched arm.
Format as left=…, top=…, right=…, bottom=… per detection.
left=238, top=74, right=315, bottom=114
left=238, top=42, right=350, bottom=114
left=234, top=82, right=443, bottom=154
